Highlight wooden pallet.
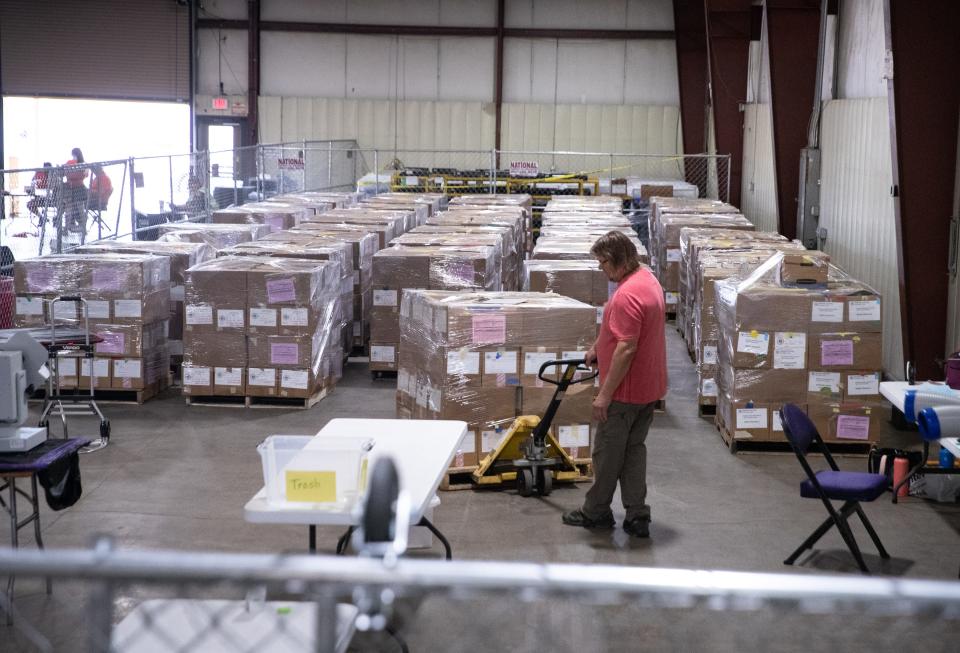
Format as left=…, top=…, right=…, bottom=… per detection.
left=371, top=369, right=398, bottom=380
left=185, top=386, right=330, bottom=410
left=715, top=417, right=871, bottom=456
left=698, top=403, right=717, bottom=418
left=32, top=376, right=171, bottom=406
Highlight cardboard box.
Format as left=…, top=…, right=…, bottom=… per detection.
left=183, top=331, right=247, bottom=368
left=480, top=348, right=521, bottom=387
left=248, top=333, right=323, bottom=370
left=450, top=428, right=480, bottom=468
left=444, top=347, right=482, bottom=388
left=718, top=368, right=807, bottom=403
left=719, top=397, right=770, bottom=441
left=778, top=251, right=830, bottom=286
left=112, top=358, right=146, bottom=390
left=182, top=364, right=213, bottom=395
left=214, top=366, right=245, bottom=395
left=246, top=367, right=278, bottom=396
left=369, top=342, right=398, bottom=371
left=184, top=258, right=248, bottom=334
left=699, top=372, right=718, bottom=406
left=725, top=330, right=808, bottom=370
left=807, top=397, right=884, bottom=442
left=55, top=357, right=78, bottom=389
left=92, top=321, right=169, bottom=358
left=277, top=368, right=320, bottom=398
left=520, top=345, right=562, bottom=384
left=78, top=358, right=111, bottom=390
left=807, top=332, right=883, bottom=370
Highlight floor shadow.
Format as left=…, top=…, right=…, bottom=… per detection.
left=796, top=549, right=915, bottom=576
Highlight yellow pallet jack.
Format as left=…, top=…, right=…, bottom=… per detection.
left=472, top=359, right=597, bottom=496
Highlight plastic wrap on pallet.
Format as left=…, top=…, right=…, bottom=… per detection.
left=301, top=210, right=407, bottom=248
left=407, top=224, right=521, bottom=291
left=523, top=259, right=609, bottom=307
left=217, top=239, right=352, bottom=280
left=427, top=209, right=528, bottom=256
left=14, top=253, right=170, bottom=296
left=376, top=191, right=447, bottom=214
left=648, top=197, right=740, bottom=275
left=361, top=199, right=425, bottom=229
left=397, top=290, right=597, bottom=463
left=448, top=193, right=533, bottom=215
left=278, top=191, right=361, bottom=208
left=158, top=223, right=271, bottom=249
left=656, top=214, right=754, bottom=291
left=111, top=344, right=171, bottom=391
left=75, top=241, right=215, bottom=288
left=390, top=231, right=513, bottom=292
left=91, top=320, right=169, bottom=357
left=211, top=203, right=309, bottom=232
left=265, top=229, right=378, bottom=270
left=532, top=235, right=648, bottom=264
left=261, top=195, right=336, bottom=214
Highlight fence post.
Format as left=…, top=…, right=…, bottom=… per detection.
left=327, top=141, right=333, bottom=188
left=373, top=150, right=379, bottom=194
left=490, top=149, right=496, bottom=193
left=128, top=157, right=137, bottom=240
left=86, top=536, right=116, bottom=652
left=168, top=155, right=175, bottom=215
left=257, top=145, right=265, bottom=202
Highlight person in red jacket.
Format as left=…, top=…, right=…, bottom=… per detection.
left=63, top=148, right=89, bottom=236
left=26, top=162, right=53, bottom=219
left=88, top=165, right=113, bottom=210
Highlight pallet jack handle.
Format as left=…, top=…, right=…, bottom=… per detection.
left=532, top=359, right=599, bottom=446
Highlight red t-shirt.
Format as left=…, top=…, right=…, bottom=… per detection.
left=596, top=266, right=667, bottom=405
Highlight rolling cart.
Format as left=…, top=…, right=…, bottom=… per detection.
left=472, top=358, right=597, bottom=496
left=37, top=296, right=111, bottom=453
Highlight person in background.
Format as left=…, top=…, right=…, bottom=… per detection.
left=88, top=165, right=113, bottom=210
left=63, top=147, right=89, bottom=235
left=179, top=175, right=218, bottom=219
left=26, top=162, right=53, bottom=219
left=561, top=231, right=667, bottom=539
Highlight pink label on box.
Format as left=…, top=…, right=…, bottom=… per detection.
left=265, top=215, right=285, bottom=230
left=95, top=332, right=125, bottom=354
left=472, top=313, right=506, bottom=345
left=270, top=343, right=299, bottom=365
left=821, top=340, right=854, bottom=366
left=836, top=415, right=871, bottom=440
left=266, top=278, right=297, bottom=303
left=446, top=261, right=475, bottom=286
left=92, top=268, right=123, bottom=291
left=26, top=267, right=55, bottom=292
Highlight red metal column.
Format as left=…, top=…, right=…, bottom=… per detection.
left=706, top=1, right=753, bottom=208
left=765, top=0, right=819, bottom=238
left=246, top=0, right=260, bottom=147
left=673, top=0, right=710, bottom=185
left=887, top=0, right=960, bottom=379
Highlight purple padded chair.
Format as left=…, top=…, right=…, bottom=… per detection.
left=779, top=404, right=890, bottom=574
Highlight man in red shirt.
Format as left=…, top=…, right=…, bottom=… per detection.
left=562, top=231, right=667, bottom=538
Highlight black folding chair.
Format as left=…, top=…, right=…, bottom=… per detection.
left=779, top=404, right=891, bottom=574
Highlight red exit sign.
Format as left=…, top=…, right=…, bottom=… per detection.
left=211, top=97, right=228, bottom=110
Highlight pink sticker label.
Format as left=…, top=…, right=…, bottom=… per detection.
left=266, top=278, right=297, bottom=303
left=447, top=261, right=475, bottom=286
left=27, top=267, right=56, bottom=292
left=270, top=343, right=300, bottom=365
left=836, top=415, right=871, bottom=440
left=496, top=373, right=506, bottom=387
left=96, top=332, right=125, bottom=354
left=92, top=268, right=123, bottom=291
left=821, top=340, right=854, bottom=366
left=265, top=215, right=285, bottom=230
left=472, top=313, right=506, bottom=345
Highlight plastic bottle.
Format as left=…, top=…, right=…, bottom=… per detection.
left=893, top=457, right=910, bottom=497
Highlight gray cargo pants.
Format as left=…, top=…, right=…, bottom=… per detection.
left=581, top=400, right=656, bottom=522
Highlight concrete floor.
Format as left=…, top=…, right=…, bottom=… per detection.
left=4, top=326, right=960, bottom=651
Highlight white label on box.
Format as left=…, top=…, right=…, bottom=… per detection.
left=53, top=302, right=75, bottom=320
left=397, top=369, right=411, bottom=395
left=811, top=301, right=844, bottom=322
left=215, top=367, right=242, bottom=386
left=170, top=285, right=185, bottom=302
left=281, top=308, right=309, bottom=327
left=772, top=411, right=784, bottom=432
left=427, top=388, right=441, bottom=412
left=484, top=350, right=517, bottom=374
left=405, top=176, right=418, bottom=186
left=596, top=306, right=604, bottom=324
left=665, top=292, right=679, bottom=305
left=373, top=289, right=398, bottom=307
left=774, top=332, right=807, bottom=369
left=218, top=309, right=244, bottom=329
left=415, top=383, right=429, bottom=408
left=808, top=371, right=842, bottom=393
left=847, top=373, right=880, bottom=396
left=700, top=377, right=717, bottom=397
left=446, top=350, right=480, bottom=375
left=457, top=431, right=476, bottom=455
left=524, top=351, right=557, bottom=375
left=702, top=345, right=717, bottom=366
left=15, top=296, right=43, bottom=316
left=248, top=368, right=276, bottom=386
left=848, top=299, right=881, bottom=322
left=370, top=345, right=395, bottom=363
left=86, top=300, right=110, bottom=319
left=57, top=358, right=78, bottom=376
left=737, top=331, right=769, bottom=356
left=185, top=304, right=213, bottom=325
left=280, top=369, right=309, bottom=390
left=666, top=248, right=681, bottom=262
left=249, top=308, right=277, bottom=327
left=481, top=429, right=505, bottom=453
left=558, top=424, right=590, bottom=448
left=113, top=299, right=142, bottom=319
left=183, top=366, right=211, bottom=386
left=81, top=358, right=110, bottom=378
left=114, top=359, right=142, bottom=379
left=736, top=408, right=768, bottom=429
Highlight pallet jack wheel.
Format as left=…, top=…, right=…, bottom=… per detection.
left=517, top=468, right=534, bottom=497
left=536, top=468, right=553, bottom=496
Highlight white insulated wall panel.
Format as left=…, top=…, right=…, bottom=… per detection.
left=624, top=40, right=680, bottom=105
left=819, top=98, right=903, bottom=377
left=555, top=41, right=628, bottom=105
left=345, top=35, right=397, bottom=99
left=438, top=38, right=495, bottom=102
left=261, top=32, right=347, bottom=97
left=197, top=28, right=248, bottom=96
left=503, top=39, right=559, bottom=104
left=836, top=0, right=887, bottom=99
left=506, top=0, right=673, bottom=29
left=200, top=0, right=247, bottom=20
left=740, top=103, right=778, bottom=233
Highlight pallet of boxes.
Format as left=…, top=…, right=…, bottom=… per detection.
left=714, top=252, right=885, bottom=453
left=397, top=291, right=598, bottom=487
left=180, top=255, right=345, bottom=407
left=14, top=254, right=172, bottom=402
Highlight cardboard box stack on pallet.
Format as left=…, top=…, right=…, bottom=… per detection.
left=447, top=195, right=533, bottom=251
left=714, top=252, right=884, bottom=447
left=74, top=241, right=216, bottom=366
left=158, top=223, right=272, bottom=249
left=397, top=291, right=598, bottom=468
left=210, top=202, right=310, bottom=232
left=181, top=256, right=345, bottom=403
left=13, top=254, right=172, bottom=397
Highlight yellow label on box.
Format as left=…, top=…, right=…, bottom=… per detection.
left=285, top=470, right=336, bottom=503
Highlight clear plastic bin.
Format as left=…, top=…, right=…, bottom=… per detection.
left=258, top=435, right=374, bottom=506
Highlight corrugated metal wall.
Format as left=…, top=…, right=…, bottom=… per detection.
left=259, top=97, right=680, bottom=159
left=740, top=103, right=778, bottom=232
left=819, top=97, right=904, bottom=377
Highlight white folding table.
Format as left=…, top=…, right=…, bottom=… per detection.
left=879, top=381, right=960, bottom=501
left=245, top=418, right=466, bottom=558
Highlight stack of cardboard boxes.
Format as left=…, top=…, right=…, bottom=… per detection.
left=397, top=291, right=597, bottom=468
left=181, top=256, right=344, bottom=401
left=447, top=195, right=532, bottom=251
left=158, top=223, right=271, bottom=249
left=14, top=254, right=172, bottom=395
left=210, top=202, right=310, bottom=232
left=715, top=253, right=884, bottom=446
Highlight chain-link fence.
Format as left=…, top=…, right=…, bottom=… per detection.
left=2, top=541, right=960, bottom=652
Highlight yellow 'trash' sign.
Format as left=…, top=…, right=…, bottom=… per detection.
left=285, top=470, right=336, bottom=503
